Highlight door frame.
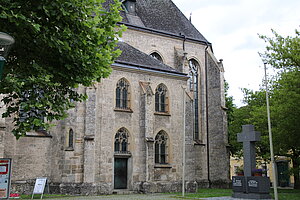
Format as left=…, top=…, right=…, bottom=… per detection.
left=113, top=153, right=132, bottom=190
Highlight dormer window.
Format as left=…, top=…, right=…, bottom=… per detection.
left=150, top=52, right=163, bottom=63
left=122, top=0, right=136, bottom=15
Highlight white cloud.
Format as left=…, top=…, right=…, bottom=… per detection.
left=173, top=0, right=300, bottom=106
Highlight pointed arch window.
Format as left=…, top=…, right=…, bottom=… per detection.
left=150, top=52, right=163, bottom=63
left=189, top=59, right=200, bottom=140
left=116, top=78, right=130, bottom=109
left=155, top=84, right=169, bottom=113
left=114, top=128, right=130, bottom=153
left=155, top=131, right=168, bottom=164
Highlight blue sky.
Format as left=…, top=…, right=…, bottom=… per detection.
left=172, top=0, right=300, bottom=106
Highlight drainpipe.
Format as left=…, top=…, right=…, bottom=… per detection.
left=144, top=93, right=149, bottom=182
left=205, top=43, right=211, bottom=188
left=179, top=33, right=186, bottom=51
left=182, top=86, right=186, bottom=197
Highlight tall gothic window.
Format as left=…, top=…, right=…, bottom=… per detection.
left=189, top=59, right=200, bottom=140
left=116, top=78, right=130, bottom=109
left=114, top=128, right=129, bottom=153
left=155, top=131, right=168, bottom=164
left=155, top=84, right=168, bottom=113
left=150, top=52, right=163, bottom=63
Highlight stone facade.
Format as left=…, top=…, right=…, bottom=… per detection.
left=0, top=0, right=230, bottom=195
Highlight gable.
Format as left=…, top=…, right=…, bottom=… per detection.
left=103, top=0, right=209, bottom=43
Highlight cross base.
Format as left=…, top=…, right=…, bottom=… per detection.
left=232, top=192, right=272, bottom=199
left=232, top=176, right=272, bottom=199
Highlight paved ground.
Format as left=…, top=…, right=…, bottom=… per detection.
left=42, top=193, right=266, bottom=200
left=45, top=194, right=180, bottom=200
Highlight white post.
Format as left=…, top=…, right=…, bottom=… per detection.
left=264, top=63, right=278, bottom=200
left=182, top=86, right=186, bottom=197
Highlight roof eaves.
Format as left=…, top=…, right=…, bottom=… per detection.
left=113, top=60, right=188, bottom=77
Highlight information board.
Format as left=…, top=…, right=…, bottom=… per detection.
left=0, top=158, right=12, bottom=199
left=32, top=177, right=47, bottom=199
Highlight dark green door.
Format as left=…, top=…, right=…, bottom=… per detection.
left=114, top=158, right=128, bottom=189
left=277, top=161, right=289, bottom=187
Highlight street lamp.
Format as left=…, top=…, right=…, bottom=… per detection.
left=0, top=32, right=15, bottom=79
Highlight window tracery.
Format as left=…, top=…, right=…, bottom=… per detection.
left=155, top=131, right=168, bottom=164
left=116, top=78, right=130, bottom=109
left=189, top=59, right=200, bottom=140
left=155, top=84, right=168, bottom=113
left=114, top=128, right=129, bottom=153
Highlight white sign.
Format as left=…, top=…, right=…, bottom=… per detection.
left=248, top=180, right=258, bottom=187
left=233, top=179, right=242, bottom=187
left=33, top=177, right=47, bottom=194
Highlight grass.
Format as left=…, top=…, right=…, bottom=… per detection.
left=177, top=188, right=300, bottom=199
left=273, top=189, right=300, bottom=200
left=20, top=194, right=72, bottom=199
left=16, top=188, right=300, bottom=199
left=182, top=188, right=232, bottom=198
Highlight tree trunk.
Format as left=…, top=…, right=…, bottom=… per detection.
left=292, top=157, right=300, bottom=189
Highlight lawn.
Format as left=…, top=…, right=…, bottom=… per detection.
left=180, top=188, right=300, bottom=200
left=274, top=189, right=300, bottom=200
left=20, top=194, right=72, bottom=199
left=183, top=188, right=232, bottom=198
left=18, top=188, right=300, bottom=199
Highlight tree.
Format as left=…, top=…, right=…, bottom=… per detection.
left=0, top=0, right=125, bottom=138
left=228, top=28, right=300, bottom=188
left=229, top=88, right=271, bottom=161
left=225, top=81, right=242, bottom=157
left=259, top=29, right=300, bottom=70
left=271, top=70, right=300, bottom=189
left=260, top=28, right=300, bottom=189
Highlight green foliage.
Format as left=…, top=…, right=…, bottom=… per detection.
left=259, top=29, right=300, bottom=70
left=233, top=70, right=300, bottom=188
left=260, top=28, right=300, bottom=189
left=272, top=70, right=300, bottom=189
left=0, top=0, right=125, bottom=138
left=228, top=88, right=271, bottom=161
left=224, top=81, right=242, bottom=156
left=272, top=70, right=300, bottom=155
left=180, top=188, right=300, bottom=199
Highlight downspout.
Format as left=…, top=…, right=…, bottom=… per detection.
left=205, top=43, right=211, bottom=188
left=179, top=33, right=186, bottom=51
left=144, top=92, right=149, bottom=182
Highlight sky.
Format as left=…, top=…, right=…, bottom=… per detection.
left=172, top=0, right=300, bottom=107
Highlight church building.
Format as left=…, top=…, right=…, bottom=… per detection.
left=0, top=0, right=230, bottom=194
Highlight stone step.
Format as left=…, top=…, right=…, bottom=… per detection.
left=112, top=189, right=135, bottom=195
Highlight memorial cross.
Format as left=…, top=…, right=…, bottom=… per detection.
left=237, top=125, right=261, bottom=177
